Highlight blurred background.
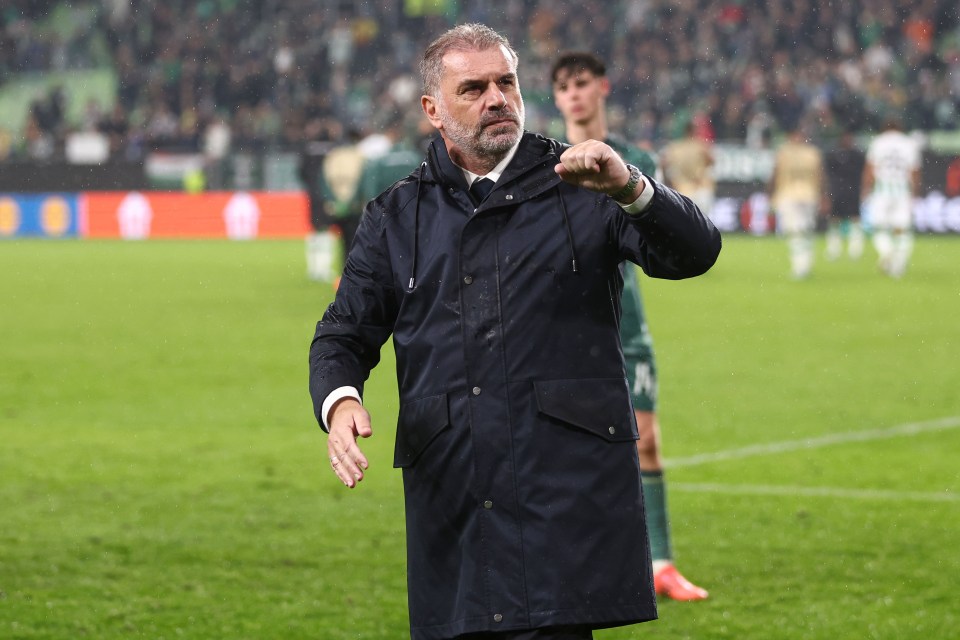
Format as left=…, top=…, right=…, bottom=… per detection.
left=1, top=0, right=959, bottom=238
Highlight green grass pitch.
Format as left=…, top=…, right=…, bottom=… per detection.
left=1, top=236, right=958, bottom=639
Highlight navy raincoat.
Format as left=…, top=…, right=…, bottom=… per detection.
left=309, top=132, right=721, bottom=639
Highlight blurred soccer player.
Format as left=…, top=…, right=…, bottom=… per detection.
left=551, top=51, right=709, bottom=602
left=824, top=130, right=866, bottom=260
left=662, top=121, right=716, bottom=219
left=862, top=119, right=921, bottom=278
left=770, top=127, right=824, bottom=279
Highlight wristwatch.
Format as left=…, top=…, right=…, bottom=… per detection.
left=611, top=164, right=642, bottom=201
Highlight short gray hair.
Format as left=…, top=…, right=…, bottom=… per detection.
left=419, top=23, right=519, bottom=97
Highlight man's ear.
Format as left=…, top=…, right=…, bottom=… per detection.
left=599, top=77, right=611, bottom=98
left=421, top=95, right=443, bottom=131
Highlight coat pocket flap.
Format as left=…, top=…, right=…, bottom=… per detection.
left=534, top=378, right=638, bottom=442
left=393, top=392, right=451, bottom=468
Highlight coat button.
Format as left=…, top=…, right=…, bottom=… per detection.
left=505, top=194, right=513, bottom=200
left=608, top=426, right=616, bottom=434
left=472, top=386, right=481, bottom=396
left=493, top=614, right=503, bottom=623
left=483, top=500, right=493, bottom=509
left=463, top=275, right=473, bottom=284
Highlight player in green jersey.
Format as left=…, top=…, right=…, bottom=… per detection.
left=552, top=51, right=709, bottom=601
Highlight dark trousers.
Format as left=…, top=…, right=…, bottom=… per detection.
left=454, top=626, right=594, bottom=640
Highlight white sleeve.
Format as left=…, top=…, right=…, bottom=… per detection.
left=617, top=174, right=656, bottom=215
left=321, top=386, right=362, bottom=430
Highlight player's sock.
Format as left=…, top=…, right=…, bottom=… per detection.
left=873, top=229, right=893, bottom=272
left=825, top=224, right=841, bottom=260
left=789, top=235, right=813, bottom=278
left=641, top=470, right=673, bottom=563
left=848, top=222, right=865, bottom=259
left=306, top=231, right=337, bottom=282
left=305, top=234, right=322, bottom=280
left=890, top=231, right=913, bottom=278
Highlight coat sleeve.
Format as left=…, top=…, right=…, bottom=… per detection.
left=614, top=176, right=722, bottom=279
left=308, top=201, right=399, bottom=430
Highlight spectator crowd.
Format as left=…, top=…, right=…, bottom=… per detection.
left=1, top=0, right=958, bottom=162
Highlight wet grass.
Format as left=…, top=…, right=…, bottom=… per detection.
left=1, top=236, right=957, bottom=639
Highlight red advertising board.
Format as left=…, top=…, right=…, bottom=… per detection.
left=82, top=191, right=311, bottom=239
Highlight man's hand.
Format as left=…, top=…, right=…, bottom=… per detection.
left=327, top=398, right=372, bottom=488
left=555, top=140, right=642, bottom=202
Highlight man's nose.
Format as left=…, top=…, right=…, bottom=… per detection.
left=485, top=84, right=507, bottom=109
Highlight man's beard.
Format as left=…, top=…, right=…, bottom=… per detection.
left=439, top=100, right=525, bottom=162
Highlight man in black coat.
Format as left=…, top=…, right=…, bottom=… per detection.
left=309, top=23, right=721, bottom=640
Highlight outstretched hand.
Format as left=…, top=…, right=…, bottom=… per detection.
left=554, top=140, right=635, bottom=200
left=326, top=398, right=372, bottom=488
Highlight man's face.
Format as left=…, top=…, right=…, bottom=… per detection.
left=422, top=45, right=524, bottom=161
left=552, top=68, right=609, bottom=125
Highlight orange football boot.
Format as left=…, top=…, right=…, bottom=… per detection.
left=654, top=564, right=709, bottom=601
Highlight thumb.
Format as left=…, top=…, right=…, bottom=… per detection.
left=354, top=407, right=373, bottom=438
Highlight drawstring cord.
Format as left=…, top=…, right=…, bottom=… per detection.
left=407, top=161, right=427, bottom=291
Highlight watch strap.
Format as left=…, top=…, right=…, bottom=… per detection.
left=611, top=164, right=641, bottom=201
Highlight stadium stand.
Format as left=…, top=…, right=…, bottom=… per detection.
left=1, top=0, right=958, bottom=163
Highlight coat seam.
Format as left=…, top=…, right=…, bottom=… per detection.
left=493, top=216, right=532, bottom=627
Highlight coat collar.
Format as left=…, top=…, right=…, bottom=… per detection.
left=423, top=132, right=564, bottom=200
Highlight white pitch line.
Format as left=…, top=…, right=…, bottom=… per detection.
left=671, top=482, right=960, bottom=503
left=666, top=415, right=960, bottom=469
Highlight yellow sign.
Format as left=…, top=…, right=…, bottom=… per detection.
left=41, top=196, right=71, bottom=236
left=0, top=197, right=20, bottom=236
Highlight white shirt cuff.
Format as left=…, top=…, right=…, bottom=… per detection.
left=321, top=386, right=361, bottom=430
left=617, top=174, right=655, bottom=215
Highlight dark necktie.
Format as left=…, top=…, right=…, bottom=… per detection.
left=469, top=177, right=495, bottom=205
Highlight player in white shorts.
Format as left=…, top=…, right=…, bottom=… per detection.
left=862, top=120, right=922, bottom=278
left=770, top=127, right=824, bottom=279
